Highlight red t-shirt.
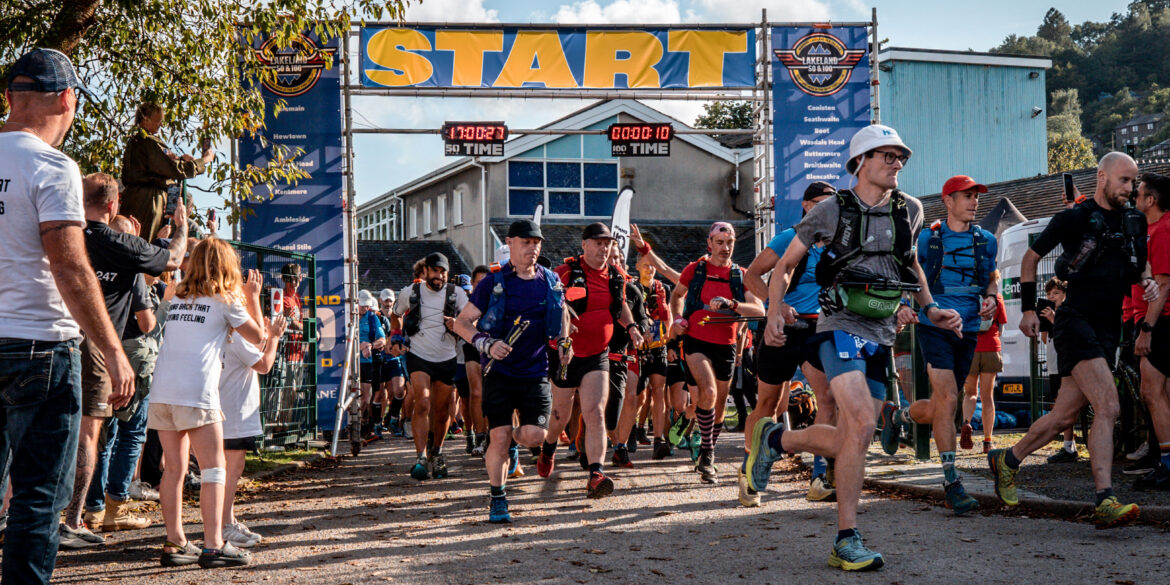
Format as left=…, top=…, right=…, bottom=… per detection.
left=679, top=261, right=738, bottom=345
left=1132, top=212, right=1170, bottom=320
left=283, top=283, right=305, bottom=362
left=974, top=294, right=1007, bottom=352
left=556, top=261, right=620, bottom=358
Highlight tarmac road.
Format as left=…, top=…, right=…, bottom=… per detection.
left=51, top=435, right=1170, bottom=585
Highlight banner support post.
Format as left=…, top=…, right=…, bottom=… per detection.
left=871, top=7, right=880, bottom=124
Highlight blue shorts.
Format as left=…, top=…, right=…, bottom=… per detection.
left=916, top=325, right=977, bottom=389
left=805, top=332, right=890, bottom=402
left=381, top=355, right=406, bottom=380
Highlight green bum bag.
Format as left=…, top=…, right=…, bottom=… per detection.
left=836, top=285, right=902, bottom=319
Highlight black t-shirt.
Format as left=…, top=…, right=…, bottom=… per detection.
left=609, top=281, right=648, bottom=353
left=85, top=221, right=170, bottom=337
left=1030, top=200, right=1144, bottom=317
left=121, top=275, right=155, bottom=340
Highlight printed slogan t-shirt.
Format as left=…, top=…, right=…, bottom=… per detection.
left=151, top=295, right=251, bottom=410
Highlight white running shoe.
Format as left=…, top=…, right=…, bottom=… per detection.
left=1126, top=443, right=1149, bottom=461
left=128, top=480, right=160, bottom=502
left=223, top=523, right=260, bottom=548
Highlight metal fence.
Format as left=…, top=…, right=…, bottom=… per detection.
left=231, top=241, right=318, bottom=448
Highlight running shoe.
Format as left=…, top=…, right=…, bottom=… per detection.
left=389, top=417, right=403, bottom=437
left=509, top=464, right=526, bottom=479
left=879, top=402, right=902, bottom=456
left=471, top=443, right=486, bottom=458
left=943, top=480, right=980, bottom=516
left=58, top=523, right=103, bottom=549
left=128, top=480, right=160, bottom=502
left=637, top=427, right=652, bottom=445
left=403, top=419, right=413, bottom=440
left=696, top=450, right=716, bottom=484
left=959, top=423, right=974, bottom=450
left=737, top=468, right=760, bottom=507
left=677, top=435, right=689, bottom=449
left=373, top=424, right=385, bottom=440
left=1133, top=464, right=1170, bottom=491
left=1123, top=456, right=1158, bottom=475
left=160, top=540, right=201, bottom=567
left=1047, top=448, right=1078, bottom=464
left=667, top=417, right=688, bottom=446
left=566, top=444, right=579, bottom=460
left=1093, top=496, right=1139, bottom=529
left=537, top=452, right=555, bottom=478
left=1126, top=442, right=1149, bottom=461
left=198, top=542, right=251, bottom=568
left=986, top=449, right=1019, bottom=506
left=828, top=531, right=884, bottom=572
left=489, top=497, right=512, bottom=524
left=745, top=418, right=782, bottom=493
left=586, top=471, right=614, bottom=499
left=612, top=445, right=633, bottom=469
left=410, top=454, right=429, bottom=481
left=223, top=523, right=260, bottom=548
left=689, top=431, right=701, bottom=462
left=627, top=436, right=638, bottom=454
left=231, top=522, right=262, bottom=544
left=807, top=475, right=836, bottom=502
left=465, top=433, right=475, bottom=455
left=507, top=446, right=523, bottom=478
left=431, top=453, right=449, bottom=479
left=651, top=438, right=671, bottom=460
left=559, top=431, right=571, bottom=445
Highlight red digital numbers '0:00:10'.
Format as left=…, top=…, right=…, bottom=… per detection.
left=608, top=123, right=673, bottom=143
left=443, top=123, right=507, bottom=143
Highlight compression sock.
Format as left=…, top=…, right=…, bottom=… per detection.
left=371, top=402, right=383, bottom=423
left=1063, top=439, right=1076, bottom=453
left=1160, top=442, right=1170, bottom=468
left=712, top=424, right=723, bottom=447
left=542, top=441, right=558, bottom=457
left=387, top=397, right=403, bottom=421
left=940, top=451, right=958, bottom=484
left=490, top=485, right=505, bottom=499
left=766, top=423, right=786, bottom=455
left=1096, top=487, right=1114, bottom=505
left=836, top=528, right=857, bottom=544
left=1004, top=448, right=1022, bottom=470
left=695, top=408, right=715, bottom=450
left=812, top=455, right=828, bottom=478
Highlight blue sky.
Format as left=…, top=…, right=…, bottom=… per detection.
left=197, top=0, right=1134, bottom=234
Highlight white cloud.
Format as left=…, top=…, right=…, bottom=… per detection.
left=553, top=0, right=684, bottom=24
left=690, top=0, right=831, bottom=22
left=404, top=0, right=500, bottom=23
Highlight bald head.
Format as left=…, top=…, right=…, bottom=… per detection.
left=1096, top=151, right=1139, bottom=209
left=1098, top=151, right=1136, bottom=174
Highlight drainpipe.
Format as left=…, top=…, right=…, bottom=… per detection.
left=469, top=158, right=487, bottom=264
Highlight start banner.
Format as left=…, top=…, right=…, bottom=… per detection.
left=360, top=26, right=755, bottom=89
left=771, top=26, right=872, bottom=229
left=238, top=31, right=346, bottom=431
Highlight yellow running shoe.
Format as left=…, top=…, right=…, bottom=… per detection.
left=987, top=449, right=1019, bottom=506
left=737, top=468, right=760, bottom=507
left=1094, top=497, right=1139, bottom=529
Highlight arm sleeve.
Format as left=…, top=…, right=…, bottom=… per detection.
left=227, top=332, right=265, bottom=368
left=129, top=275, right=151, bottom=313
left=766, top=231, right=794, bottom=257
left=223, top=298, right=252, bottom=328
left=33, top=155, right=85, bottom=224
left=1149, top=230, right=1170, bottom=276
left=455, top=287, right=469, bottom=312
left=469, top=275, right=493, bottom=313
left=1030, top=210, right=1073, bottom=258
left=793, top=198, right=838, bottom=248
left=678, top=263, right=696, bottom=288
left=372, top=313, right=386, bottom=340
left=996, top=294, right=1008, bottom=324
left=139, top=137, right=206, bottom=181
left=119, top=232, right=171, bottom=276
left=391, top=287, right=410, bottom=317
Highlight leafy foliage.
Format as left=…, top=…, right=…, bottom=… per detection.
left=694, top=101, right=753, bottom=130
left=1, top=0, right=406, bottom=224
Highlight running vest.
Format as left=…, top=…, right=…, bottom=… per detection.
left=563, top=256, right=625, bottom=320
left=402, top=282, right=459, bottom=337
left=1054, top=200, right=1146, bottom=284
left=638, top=279, right=669, bottom=349
left=815, top=189, right=917, bottom=287
left=477, top=263, right=566, bottom=340
left=682, top=258, right=745, bottom=320
left=921, top=221, right=994, bottom=296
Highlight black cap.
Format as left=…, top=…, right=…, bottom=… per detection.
left=7, top=48, right=90, bottom=96
left=582, top=222, right=616, bottom=241
left=424, top=252, right=450, bottom=271
left=507, top=219, right=543, bottom=240
left=803, top=181, right=835, bottom=201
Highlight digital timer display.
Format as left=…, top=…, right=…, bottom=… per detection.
left=607, top=123, right=673, bottom=157
left=441, top=122, right=508, bottom=156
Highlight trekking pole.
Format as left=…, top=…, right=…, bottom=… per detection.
left=699, top=315, right=767, bottom=326
left=483, top=317, right=530, bottom=376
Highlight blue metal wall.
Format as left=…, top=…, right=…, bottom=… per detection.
left=879, top=60, right=1048, bottom=197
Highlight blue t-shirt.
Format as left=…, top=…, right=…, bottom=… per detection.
left=359, top=309, right=385, bottom=364
left=470, top=269, right=552, bottom=379
left=916, top=223, right=997, bottom=333
left=766, top=228, right=823, bottom=316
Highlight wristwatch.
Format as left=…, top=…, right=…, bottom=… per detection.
left=1139, top=321, right=1155, bottom=333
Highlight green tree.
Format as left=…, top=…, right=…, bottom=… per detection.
left=1037, top=8, right=1073, bottom=48
left=694, top=101, right=753, bottom=129
left=1, top=0, right=407, bottom=224
left=1048, top=132, right=1097, bottom=173
left=1047, top=88, right=1084, bottom=137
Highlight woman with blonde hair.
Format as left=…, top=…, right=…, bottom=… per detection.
left=148, top=238, right=265, bottom=568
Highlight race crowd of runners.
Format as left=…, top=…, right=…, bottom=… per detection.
left=5, top=47, right=1170, bottom=584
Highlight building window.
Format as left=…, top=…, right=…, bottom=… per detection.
left=408, top=205, right=417, bottom=239
left=423, top=200, right=432, bottom=235
left=453, top=188, right=463, bottom=225
left=437, top=194, right=447, bottom=231
left=506, top=160, right=619, bottom=217
left=1149, top=123, right=1155, bottom=130
left=1121, top=128, right=1127, bottom=135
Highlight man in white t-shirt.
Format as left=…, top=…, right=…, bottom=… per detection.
left=0, top=48, right=134, bottom=585
left=390, top=252, right=468, bottom=481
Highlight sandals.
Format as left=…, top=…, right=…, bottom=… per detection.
left=160, top=540, right=201, bottom=567
left=198, top=541, right=251, bottom=568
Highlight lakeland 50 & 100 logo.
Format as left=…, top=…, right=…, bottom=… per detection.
left=253, top=33, right=337, bottom=98
left=774, top=32, right=865, bottom=97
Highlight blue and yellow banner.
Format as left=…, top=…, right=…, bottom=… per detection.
left=772, top=26, right=872, bottom=228
left=360, top=26, right=755, bottom=89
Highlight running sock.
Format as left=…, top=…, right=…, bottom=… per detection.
left=1063, top=440, right=1076, bottom=453
left=1160, top=442, right=1170, bottom=468
left=712, top=424, right=723, bottom=447
left=615, top=442, right=627, bottom=450
left=371, top=402, right=383, bottom=422
left=490, top=485, right=505, bottom=499
left=387, top=397, right=403, bottom=420
left=812, top=455, right=828, bottom=478
left=836, top=528, right=857, bottom=544
left=1003, top=448, right=1022, bottom=470
left=940, top=451, right=958, bottom=484
left=696, top=408, right=715, bottom=450
left=1095, top=487, right=1114, bottom=505
left=589, top=462, right=603, bottom=474
left=894, top=407, right=915, bottom=426
left=766, top=423, right=786, bottom=455
left=541, top=441, right=557, bottom=457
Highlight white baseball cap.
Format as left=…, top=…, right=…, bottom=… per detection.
left=358, top=289, right=376, bottom=308
left=846, top=124, right=912, bottom=175
left=379, top=288, right=395, bottom=302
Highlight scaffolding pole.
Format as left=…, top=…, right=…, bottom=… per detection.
left=350, top=128, right=757, bottom=135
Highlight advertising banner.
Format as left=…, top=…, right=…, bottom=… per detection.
left=360, top=26, right=755, bottom=89
left=238, top=32, right=346, bottom=431
left=771, top=26, right=871, bottom=228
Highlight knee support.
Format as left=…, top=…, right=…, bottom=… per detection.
left=200, top=467, right=226, bottom=485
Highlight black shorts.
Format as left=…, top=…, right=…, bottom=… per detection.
left=1053, top=307, right=1120, bottom=377
left=462, top=343, right=481, bottom=364
left=640, top=348, right=668, bottom=379
left=223, top=436, right=260, bottom=451
left=755, top=318, right=816, bottom=386
left=482, top=373, right=551, bottom=430
left=405, top=352, right=458, bottom=386
left=1146, top=315, right=1170, bottom=378
left=552, top=352, right=609, bottom=389
left=606, top=359, right=628, bottom=430
left=455, top=376, right=471, bottom=400
left=359, top=360, right=378, bottom=384
left=682, top=336, right=735, bottom=383
left=380, top=355, right=406, bottom=381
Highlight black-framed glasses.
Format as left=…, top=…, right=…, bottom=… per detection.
left=867, top=150, right=909, bottom=166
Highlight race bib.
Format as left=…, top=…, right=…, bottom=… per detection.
left=832, top=330, right=880, bottom=361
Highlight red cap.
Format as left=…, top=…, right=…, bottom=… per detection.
left=942, top=175, right=988, bottom=197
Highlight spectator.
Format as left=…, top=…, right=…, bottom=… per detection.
left=120, top=102, right=214, bottom=241
left=963, top=270, right=1008, bottom=453
left=0, top=48, right=133, bottom=585
left=59, top=172, right=185, bottom=549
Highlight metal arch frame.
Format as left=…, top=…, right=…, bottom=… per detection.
left=330, top=12, right=878, bottom=456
